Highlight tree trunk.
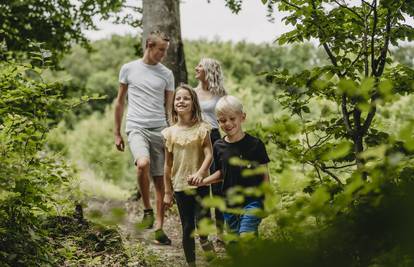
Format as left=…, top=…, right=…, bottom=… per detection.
left=142, top=0, right=187, bottom=86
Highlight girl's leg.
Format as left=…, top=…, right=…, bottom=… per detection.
left=195, top=186, right=211, bottom=240
left=196, top=186, right=214, bottom=250
left=175, top=191, right=196, bottom=264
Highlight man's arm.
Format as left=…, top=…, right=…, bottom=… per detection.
left=114, top=83, right=128, bottom=151
left=165, top=90, right=174, bottom=125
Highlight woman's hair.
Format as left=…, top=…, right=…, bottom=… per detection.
left=197, top=58, right=227, bottom=96
left=169, top=84, right=203, bottom=125
left=215, top=95, right=244, bottom=115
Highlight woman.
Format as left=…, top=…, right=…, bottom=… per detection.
left=194, top=58, right=227, bottom=244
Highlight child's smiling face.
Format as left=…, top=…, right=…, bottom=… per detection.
left=174, top=88, right=193, bottom=114
left=217, top=110, right=245, bottom=137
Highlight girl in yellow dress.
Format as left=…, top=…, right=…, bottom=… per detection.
left=162, top=84, right=214, bottom=266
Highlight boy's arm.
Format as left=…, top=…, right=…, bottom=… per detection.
left=163, top=148, right=174, bottom=209
left=165, top=90, right=174, bottom=125
left=114, top=83, right=128, bottom=151
left=199, top=170, right=223, bottom=186
left=187, top=133, right=213, bottom=184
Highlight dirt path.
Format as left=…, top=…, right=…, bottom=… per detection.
left=85, top=197, right=224, bottom=266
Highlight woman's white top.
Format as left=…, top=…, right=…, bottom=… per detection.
left=199, top=95, right=221, bottom=129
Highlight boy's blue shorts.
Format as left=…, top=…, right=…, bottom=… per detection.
left=224, top=201, right=263, bottom=235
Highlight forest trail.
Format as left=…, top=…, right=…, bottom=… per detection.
left=85, top=196, right=224, bottom=266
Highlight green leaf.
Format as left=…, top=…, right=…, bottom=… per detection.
left=338, top=79, right=357, bottom=96
left=359, top=145, right=387, bottom=160
left=379, top=79, right=393, bottom=97
left=202, top=196, right=226, bottom=211
left=321, top=141, right=352, bottom=161
left=310, top=187, right=330, bottom=209
left=359, top=77, right=375, bottom=98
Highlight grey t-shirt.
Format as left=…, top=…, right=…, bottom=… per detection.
left=119, top=59, right=174, bottom=131
left=200, top=96, right=221, bottom=129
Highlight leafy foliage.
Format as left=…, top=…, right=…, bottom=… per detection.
left=0, top=0, right=141, bottom=63
left=0, top=49, right=102, bottom=265
left=218, top=1, right=414, bottom=266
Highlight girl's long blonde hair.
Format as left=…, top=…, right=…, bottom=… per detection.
left=197, top=58, right=227, bottom=96
left=169, top=84, right=203, bottom=125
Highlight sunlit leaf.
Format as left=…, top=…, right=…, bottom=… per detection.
left=321, top=141, right=352, bottom=161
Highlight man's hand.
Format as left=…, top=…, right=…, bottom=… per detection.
left=115, top=134, right=125, bottom=151
left=164, top=192, right=174, bottom=210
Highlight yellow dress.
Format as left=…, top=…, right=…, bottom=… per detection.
left=161, top=121, right=211, bottom=192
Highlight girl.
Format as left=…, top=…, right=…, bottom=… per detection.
left=162, top=84, right=214, bottom=266
left=194, top=58, right=227, bottom=242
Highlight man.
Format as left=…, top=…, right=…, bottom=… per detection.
left=114, top=30, right=174, bottom=245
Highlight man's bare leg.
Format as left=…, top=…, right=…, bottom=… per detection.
left=136, top=157, right=151, bottom=210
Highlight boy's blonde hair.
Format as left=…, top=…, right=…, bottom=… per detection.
left=215, top=95, right=244, bottom=115
left=169, top=84, right=203, bottom=125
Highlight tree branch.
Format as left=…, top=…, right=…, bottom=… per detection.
left=341, top=48, right=364, bottom=77
left=362, top=0, right=374, bottom=9
left=341, top=94, right=353, bottom=135
left=317, top=163, right=344, bottom=185
left=333, top=0, right=364, bottom=21
left=362, top=105, right=377, bottom=135
left=370, top=0, right=378, bottom=76
left=323, top=163, right=357, bottom=169
left=281, top=0, right=301, bottom=10
left=362, top=91, right=379, bottom=135
left=308, top=0, right=339, bottom=68
left=314, top=165, right=323, bottom=183
left=375, top=8, right=392, bottom=76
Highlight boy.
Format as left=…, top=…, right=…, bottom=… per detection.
left=191, top=95, right=270, bottom=236
left=114, top=30, right=174, bottom=244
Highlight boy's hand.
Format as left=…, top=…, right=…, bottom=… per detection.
left=163, top=192, right=173, bottom=210
left=187, top=173, right=203, bottom=186
left=114, top=134, right=125, bottom=151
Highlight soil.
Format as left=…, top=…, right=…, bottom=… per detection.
left=85, top=197, right=225, bottom=267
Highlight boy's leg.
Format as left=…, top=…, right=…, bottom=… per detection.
left=238, top=201, right=263, bottom=236
left=128, top=129, right=153, bottom=227
left=223, top=212, right=240, bottom=235
left=175, top=191, right=197, bottom=264
left=149, top=127, right=167, bottom=231
left=211, top=183, right=224, bottom=235
left=136, top=158, right=151, bottom=210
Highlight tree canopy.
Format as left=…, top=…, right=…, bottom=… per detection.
left=0, top=0, right=140, bottom=61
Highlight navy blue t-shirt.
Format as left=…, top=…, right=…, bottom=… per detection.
left=213, top=133, right=270, bottom=206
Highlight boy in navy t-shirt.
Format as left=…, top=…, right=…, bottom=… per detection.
left=192, top=95, right=270, bottom=236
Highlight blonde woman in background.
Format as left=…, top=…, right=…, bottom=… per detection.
left=194, top=58, right=227, bottom=244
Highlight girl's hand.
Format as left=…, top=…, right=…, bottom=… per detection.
left=163, top=192, right=174, bottom=210
left=187, top=173, right=203, bottom=186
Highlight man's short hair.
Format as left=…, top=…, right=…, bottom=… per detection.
left=145, top=30, right=170, bottom=48
left=215, top=95, right=244, bottom=115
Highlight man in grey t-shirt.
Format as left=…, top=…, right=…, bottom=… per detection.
left=114, top=30, right=174, bottom=245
